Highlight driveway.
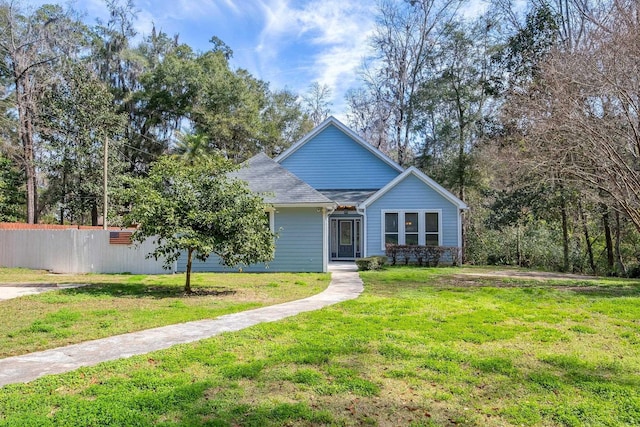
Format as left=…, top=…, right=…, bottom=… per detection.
left=0, top=283, right=88, bottom=300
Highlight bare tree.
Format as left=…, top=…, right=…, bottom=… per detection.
left=508, top=0, right=640, bottom=232
left=490, top=0, right=605, bottom=50
left=302, top=82, right=332, bottom=126
left=345, top=82, right=392, bottom=151
left=357, top=0, right=463, bottom=167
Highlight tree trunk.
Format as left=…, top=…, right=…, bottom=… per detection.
left=60, top=169, right=67, bottom=225
left=396, top=108, right=405, bottom=167
left=516, top=224, right=521, bottom=267
left=578, top=201, right=595, bottom=274
left=17, top=78, right=37, bottom=224
left=614, top=211, right=626, bottom=275
left=561, top=196, right=570, bottom=272
left=185, top=247, right=193, bottom=293
left=91, top=200, right=98, bottom=226
left=460, top=210, right=466, bottom=264
left=24, top=122, right=37, bottom=224
left=602, top=205, right=614, bottom=274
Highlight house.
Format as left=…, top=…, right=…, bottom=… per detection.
left=179, top=117, right=468, bottom=273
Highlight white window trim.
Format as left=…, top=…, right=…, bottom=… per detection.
left=265, top=208, right=276, bottom=232
left=381, top=209, right=442, bottom=250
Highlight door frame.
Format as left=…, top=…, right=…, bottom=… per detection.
left=330, top=217, right=362, bottom=260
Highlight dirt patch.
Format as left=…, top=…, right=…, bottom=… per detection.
left=183, top=288, right=236, bottom=297
left=141, top=286, right=237, bottom=297
left=454, top=270, right=597, bottom=281
left=446, top=271, right=640, bottom=296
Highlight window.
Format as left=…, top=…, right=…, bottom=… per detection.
left=264, top=210, right=275, bottom=232
left=382, top=210, right=440, bottom=249
left=340, top=220, right=352, bottom=245
left=404, top=212, right=418, bottom=245
left=384, top=213, right=398, bottom=245
left=425, top=212, right=439, bottom=246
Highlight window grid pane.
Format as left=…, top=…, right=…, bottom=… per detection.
left=405, top=234, right=418, bottom=245
left=385, top=213, right=398, bottom=233
left=404, top=213, right=418, bottom=232
left=425, top=212, right=438, bottom=232
left=425, top=234, right=438, bottom=246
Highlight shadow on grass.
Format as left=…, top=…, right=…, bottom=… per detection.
left=58, top=283, right=236, bottom=299
left=1, top=377, right=336, bottom=426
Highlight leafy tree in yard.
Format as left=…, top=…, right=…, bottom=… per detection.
left=260, top=88, right=313, bottom=157
left=190, top=50, right=270, bottom=163
left=123, top=155, right=275, bottom=293
left=0, top=153, right=24, bottom=221
left=38, top=62, right=125, bottom=225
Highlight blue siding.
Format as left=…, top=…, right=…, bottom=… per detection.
left=366, top=174, right=460, bottom=256
left=279, top=124, right=400, bottom=189
left=177, top=207, right=324, bottom=272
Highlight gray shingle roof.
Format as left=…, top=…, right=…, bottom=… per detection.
left=232, top=153, right=334, bottom=205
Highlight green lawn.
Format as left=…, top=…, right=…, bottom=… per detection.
left=0, top=269, right=330, bottom=357
left=1, top=267, right=639, bottom=426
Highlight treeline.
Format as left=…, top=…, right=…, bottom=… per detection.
left=0, top=0, right=318, bottom=226
left=1, top=0, right=638, bottom=276
left=343, top=0, right=640, bottom=276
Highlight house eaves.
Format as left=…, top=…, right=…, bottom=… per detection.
left=360, top=167, right=469, bottom=210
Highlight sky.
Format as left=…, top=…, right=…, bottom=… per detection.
left=24, top=0, right=489, bottom=118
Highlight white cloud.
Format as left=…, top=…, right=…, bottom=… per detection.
left=460, top=0, right=490, bottom=20
left=133, top=8, right=157, bottom=38
left=255, top=0, right=376, bottom=113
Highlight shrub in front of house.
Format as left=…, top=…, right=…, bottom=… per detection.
left=385, top=244, right=461, bottom=266
left=355, top=256, right=388, bottom=271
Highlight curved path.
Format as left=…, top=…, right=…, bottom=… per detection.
left=0, top=263, right=362, bottom=387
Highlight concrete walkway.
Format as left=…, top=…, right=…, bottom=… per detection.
left=0, top=263, right=362, bottom=387
left=0, top=283, right=88, bottom=301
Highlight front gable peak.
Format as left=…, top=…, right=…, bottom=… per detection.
left=275, top=116, right=404, bottom=174
left=361, top=167, right=469, bottom=210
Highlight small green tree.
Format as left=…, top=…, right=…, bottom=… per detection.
left=0, top=153, right=24, bottom=221
left=123, top=155, right=275, bottom=292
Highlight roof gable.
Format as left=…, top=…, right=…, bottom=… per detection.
left=276, top=116, right=403, bottom=173
left=274, top=117, right=403, bottom=190
left=361, top=167, right=468, bottom=210
left=232, top=153, right=334, bottom=206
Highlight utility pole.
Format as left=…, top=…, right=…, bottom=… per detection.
left=103, top=135, right=108, bottom=230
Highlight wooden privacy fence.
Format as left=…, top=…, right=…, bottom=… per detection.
left=0, top=223, right=169, bottom=274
